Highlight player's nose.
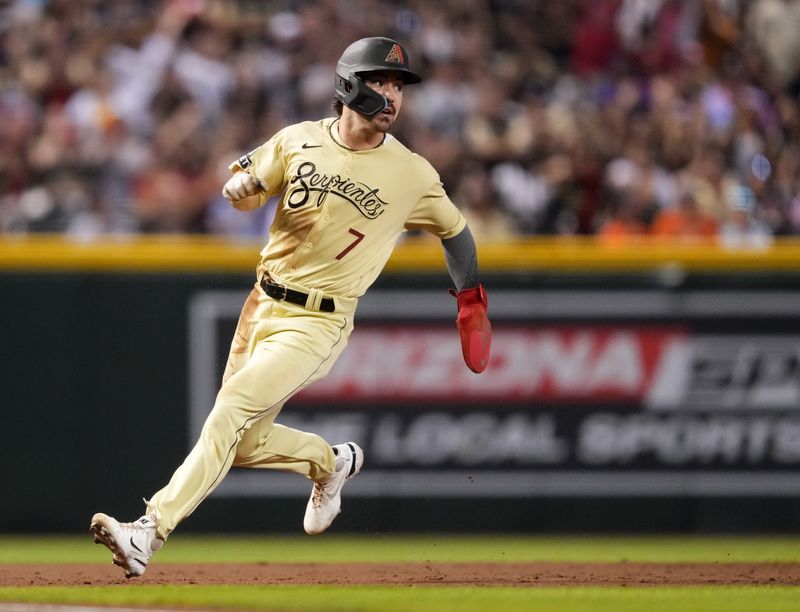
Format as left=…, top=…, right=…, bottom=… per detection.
left=379, top=85, right=395, bottom=103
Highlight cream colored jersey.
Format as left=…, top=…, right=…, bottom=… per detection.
left=229, top=118, right=466, bottom=298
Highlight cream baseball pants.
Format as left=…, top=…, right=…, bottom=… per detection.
left=146, top=284, right=355, bottom=539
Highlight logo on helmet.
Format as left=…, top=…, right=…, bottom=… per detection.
left=385, top=44, right=405, bottom=65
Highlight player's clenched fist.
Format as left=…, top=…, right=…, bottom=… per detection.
left=450, top=284, right=492, bottom=373
left=222, top=171, right=263, bottom=202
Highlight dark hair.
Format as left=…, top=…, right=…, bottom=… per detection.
left=332, top=98, right=344, bottom=117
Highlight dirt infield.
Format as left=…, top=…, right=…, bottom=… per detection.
left=4, top=562, right=800, bottom=587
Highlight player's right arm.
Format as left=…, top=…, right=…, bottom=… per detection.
left=223, top=131, right=288, bottom=211
left=222, top=171, right=264, bottom=211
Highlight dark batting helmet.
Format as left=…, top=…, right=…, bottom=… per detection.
left=334, top=37, right=422, bottom=117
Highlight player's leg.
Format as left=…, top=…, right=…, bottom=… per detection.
left=234, top=420, right=335, bottom=480
left=234, top=419, right=364, bottom=534
left=232, top=381, right=365, bottom=535
left=227, top=301, right=365, bottom=535
left=92, top=297, right=354, bottom=575
left=89, top=288, right=263, bottom=578
left=145, top=304, right=354, bottom=538
left=221, top=286, right=261, bottom=383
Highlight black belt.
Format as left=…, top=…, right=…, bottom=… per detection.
left=260, top=276, right=335, bottom=313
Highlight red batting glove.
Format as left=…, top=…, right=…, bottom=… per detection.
left=449, top=284, right=492, bottom=373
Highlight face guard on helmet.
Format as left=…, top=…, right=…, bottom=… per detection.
left=334, top=37, right=422, bottom=117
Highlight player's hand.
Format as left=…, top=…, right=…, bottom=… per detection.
left=449, top=284, right=492, bottom=373
left=222, top=171, right=263, bottom=202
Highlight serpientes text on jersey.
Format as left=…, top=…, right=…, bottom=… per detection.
left=287, top=161, right=387, bottom=219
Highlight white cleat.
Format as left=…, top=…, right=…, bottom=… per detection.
left=90, top=513, right=162, bottom=578
left=304, top=442, right=364, bottom=535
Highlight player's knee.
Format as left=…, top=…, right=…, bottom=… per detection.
left=232, top=436, right=259, bottom=465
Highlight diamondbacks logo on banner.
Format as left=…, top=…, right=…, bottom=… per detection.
left=385, top=44, right=404, bottom=65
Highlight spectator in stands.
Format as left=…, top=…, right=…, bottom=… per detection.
left=650, top=191, right=718, bottom=240
left=719, top=184, right=773, bottom=249
left=0, top=0, right=799, bottom=242
left=453, top=163, right=516, bottom=242
left=597, top=189, right=650, bottom=245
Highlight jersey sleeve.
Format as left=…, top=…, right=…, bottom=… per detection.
left=404, top=172, right=467, bottom=239
left=227, top=132, right=288, bottom=204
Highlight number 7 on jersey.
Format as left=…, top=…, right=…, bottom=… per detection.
left=335, top=228, right=365, bottom=260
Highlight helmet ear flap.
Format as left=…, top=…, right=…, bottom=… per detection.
left=336, top=73, right=353, bottom=95
left=334, top=73, right=387, bottom=117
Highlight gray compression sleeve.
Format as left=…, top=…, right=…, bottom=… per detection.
left=441, top=226, right=478, bottom=291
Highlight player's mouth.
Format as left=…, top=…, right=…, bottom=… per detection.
left=380, top=106, right=395, bottom=118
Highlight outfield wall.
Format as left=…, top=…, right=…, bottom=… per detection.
left=2, top=236, right=799, bottom=533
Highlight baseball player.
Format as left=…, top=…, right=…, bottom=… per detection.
left=90, top=36, right=492, bottom=578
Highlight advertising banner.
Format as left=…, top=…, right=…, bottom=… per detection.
left=189, top=289, right=800, bottom=498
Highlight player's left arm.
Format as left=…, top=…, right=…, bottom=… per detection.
left=442, top=226, right=492, bottom=374
left=405, top=174, right=492, bottom=374
left=441, top=225, right=477, bottom=291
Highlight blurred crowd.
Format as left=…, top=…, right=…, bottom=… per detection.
left=1, top=0, right=800, bottom=245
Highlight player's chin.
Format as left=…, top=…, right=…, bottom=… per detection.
left=372, top=111, right=396, bottom=131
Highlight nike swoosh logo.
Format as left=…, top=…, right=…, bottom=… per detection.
left=129, top=537, right=143, bottom=554
left=302, top=143, right=322, bottom=149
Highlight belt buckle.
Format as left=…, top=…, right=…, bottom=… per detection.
left=263, top=276, right=288, bottom=302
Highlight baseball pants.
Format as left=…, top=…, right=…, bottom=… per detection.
left=146, top=282, right=355, bottom=539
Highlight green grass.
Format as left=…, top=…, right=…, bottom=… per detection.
left=2, top=534, right=799, bottom=564
left=1, top=534, right=798, bottom=611
left=0, top=585, right=797, bottom=612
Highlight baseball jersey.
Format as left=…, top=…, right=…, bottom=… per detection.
left=229, top=118, right=466, bottom=298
